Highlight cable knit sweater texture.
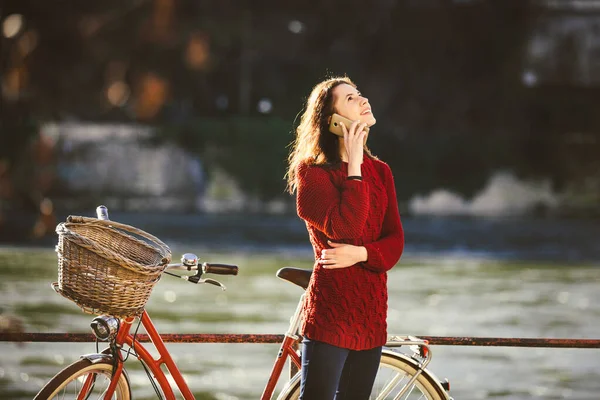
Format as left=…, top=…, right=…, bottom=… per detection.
left=296, top=155, right=404, bottom=351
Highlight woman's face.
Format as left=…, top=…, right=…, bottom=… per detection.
left=331, top=83, right=376, bottom=127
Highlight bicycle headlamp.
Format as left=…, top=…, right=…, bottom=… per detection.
left=90, top=316, right=119, bottom=340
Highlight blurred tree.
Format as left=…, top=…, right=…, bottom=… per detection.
left=0, top=0, right=598, bottom=213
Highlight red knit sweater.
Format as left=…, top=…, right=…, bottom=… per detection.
left=296, top=155, right=404, bottom=351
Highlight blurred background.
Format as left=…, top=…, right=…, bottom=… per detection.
left=1, top=0, right=599, bottom=399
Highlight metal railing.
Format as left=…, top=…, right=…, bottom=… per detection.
left=2, top=333, right=599, bottom=348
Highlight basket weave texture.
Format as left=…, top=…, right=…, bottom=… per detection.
left=54, top=216, right=171, bottom=318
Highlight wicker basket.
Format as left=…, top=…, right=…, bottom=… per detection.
left=53, top=215, right=171, bottom=318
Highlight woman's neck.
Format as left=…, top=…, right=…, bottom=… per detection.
left=338, top=140, right=364, bottom=163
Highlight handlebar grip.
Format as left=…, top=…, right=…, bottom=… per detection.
left=203, top=263, right=239, bottom=276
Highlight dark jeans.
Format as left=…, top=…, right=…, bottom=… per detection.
left=299, top=338, right=382, bottom=400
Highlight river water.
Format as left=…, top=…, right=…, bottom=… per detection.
left=0, top=214, right=599, bottom=399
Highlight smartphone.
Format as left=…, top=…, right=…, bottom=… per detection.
left=328, top=113, right=370, bottom=137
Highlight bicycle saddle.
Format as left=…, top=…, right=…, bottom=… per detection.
left=276, top=267, right=312, bottom=290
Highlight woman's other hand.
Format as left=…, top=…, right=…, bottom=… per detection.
left=340, top=120, right=367, bottom=176
left=318, top=240, right=368, bottom=269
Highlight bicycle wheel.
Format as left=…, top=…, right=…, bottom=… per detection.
left=277, top=349, right=447, bottom=400
left=34, top=358, right=131, bottom=400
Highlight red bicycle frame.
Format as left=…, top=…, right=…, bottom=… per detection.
left=101, top=310, right=195, bottom=400
left=261, top=334, right=302, bottom=399
left=260, top=291, right=306, bottom=399
left=94, top=306, right=302, bottom=400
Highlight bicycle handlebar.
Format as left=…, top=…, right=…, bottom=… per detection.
left=166, top=262, right=238, bottom=275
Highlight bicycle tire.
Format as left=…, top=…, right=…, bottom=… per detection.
left=34, top=357, right=131, bottom=400
left=277, top=349, right=447, bottom=400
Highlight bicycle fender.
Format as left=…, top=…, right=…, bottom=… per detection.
left=79, top=353, right=114, bottom=364
left=73, top=353, right=132, bottom=399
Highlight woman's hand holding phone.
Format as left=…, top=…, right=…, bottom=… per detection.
left=340, top=120, right=368, bottom=176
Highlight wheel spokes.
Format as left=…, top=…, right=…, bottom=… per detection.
left=76, top=372, right=96, bottom=400
left=372, top=364, right=432, bottom=399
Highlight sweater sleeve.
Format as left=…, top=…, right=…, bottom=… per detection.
left=296, top=163, right=370, bottom=240
left=362, top=163, right=404, bottom=273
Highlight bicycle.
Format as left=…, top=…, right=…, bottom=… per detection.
left=35, top=206, right=453, bottom=399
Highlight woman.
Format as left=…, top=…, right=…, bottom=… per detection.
left=285, top=76, right=405, bottom=400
